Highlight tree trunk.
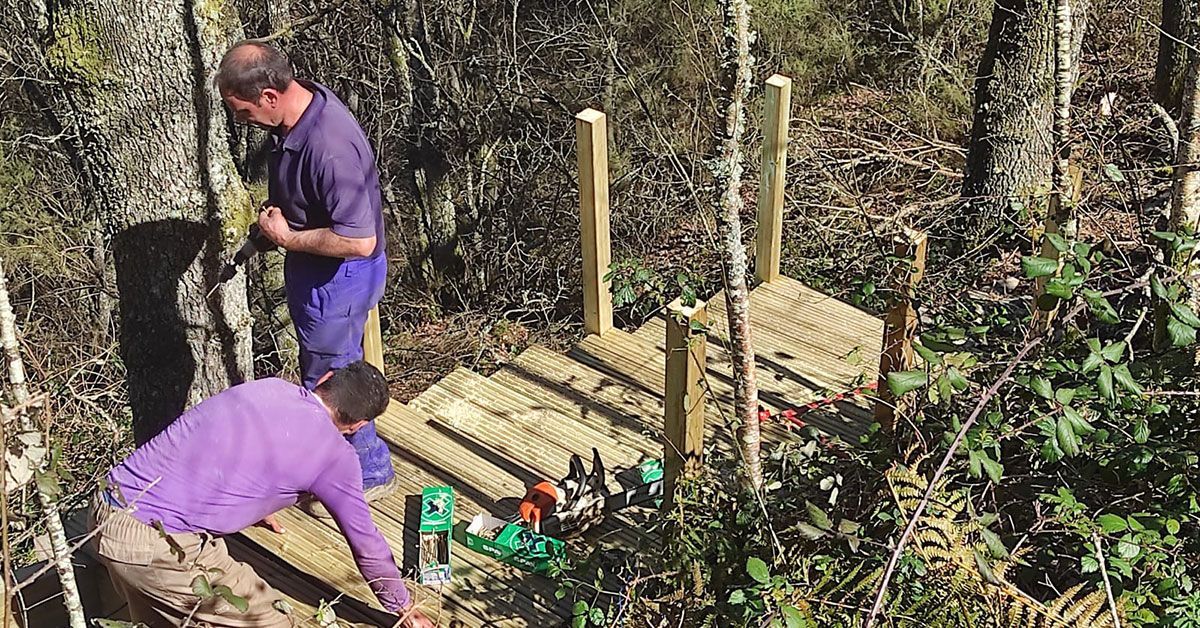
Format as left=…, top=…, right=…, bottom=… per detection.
left=961, top=0, right=1088, bottom=248
left=0, top=261, right=85, bottom=628
left=1155, top=49, right=1200, bottom=351
left=1155, top=0, right=1198, bottom=113
left=11, top=0, right=254, bottom=443
left=715, top=0, right=762, bottom=491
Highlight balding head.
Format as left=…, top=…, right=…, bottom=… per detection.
left=215, top=41, right=294, bottom=102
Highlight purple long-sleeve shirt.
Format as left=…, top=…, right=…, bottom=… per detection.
left=107, top=378, right=409, bottom=611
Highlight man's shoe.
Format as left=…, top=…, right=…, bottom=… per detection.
left=298, top=476, right=400, bottom=520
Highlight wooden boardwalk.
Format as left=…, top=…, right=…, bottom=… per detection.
left=232, top=275, right=883, bottom=627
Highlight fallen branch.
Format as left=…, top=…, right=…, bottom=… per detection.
left=1093, top=533, right=1123, bottom=628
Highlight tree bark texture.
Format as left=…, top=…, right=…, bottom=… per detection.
left=715, top=0, right=762, bottom=490
left=10, top=0, right=254, bottom=443
left=961, top=0, right=1088, bottom=246
left=1156, top=0, right=1199, bottom=113
left=1156, top=50, right=1200, bottom=351
left=0, top=261, right=85, bottom=628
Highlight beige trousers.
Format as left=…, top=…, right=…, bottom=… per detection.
left=88, top=493, right=294, bottom=628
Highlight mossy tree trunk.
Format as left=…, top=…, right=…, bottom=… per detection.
left=961, top=0, right=1088, bottom=248
left=9, top=0, right=254, bottom=444
left=715, top=0, right=762, bottom=491
left=1156, top=0, right=1199, bottom=114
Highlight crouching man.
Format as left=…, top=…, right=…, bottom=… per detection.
left=89, top=361, right=433, bottom=627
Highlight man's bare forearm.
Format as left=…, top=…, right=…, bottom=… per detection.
left=283, top=228, right=375, bottom=258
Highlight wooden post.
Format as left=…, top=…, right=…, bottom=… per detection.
left=1032, top=165, right=1085, bottom=333
left=755, top=74, right=792, bottom=284
left=663, top=298, right=707, bottom=507
left=363, top=305, right=384, bottom=375
left=875, top=228, right=928, bottom=431
left=576, top=108, right=613, bottom=337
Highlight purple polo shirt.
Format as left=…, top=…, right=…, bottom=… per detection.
left=268, top=80, right=386, bottom=270
left=106, top=378, right=410, bottom=612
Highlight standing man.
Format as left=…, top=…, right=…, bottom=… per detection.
left=89, top=361, right=434, bottom=627
left=215, top=41, right=395, bottom=506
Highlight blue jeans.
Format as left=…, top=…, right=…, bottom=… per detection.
left=285, top=252, right=394, bottom=489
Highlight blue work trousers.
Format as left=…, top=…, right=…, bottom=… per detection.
left=284, top=252, right=394, bottom=488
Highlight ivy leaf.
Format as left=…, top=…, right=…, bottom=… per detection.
left=1112, top=364, right=1143, bottom=395
left=1171, top=303, right=1200, bottom=328
left=887, top=370, right=928, bottom=397
left=191, top=575, right=214, bottom=600
left=746, top=557, right=770, bottom=584
left=1021, top=256, right=1060, bottom=278
left=1031, top=376, right=1054, bottom=400
left=1167, top=316, right=1198, bottom=347
left=1103, top=163, right=1126, bottom=182
left=1098, top=365, right=1115, bottom=401
left=1098, top=514, right=1128, bottom=533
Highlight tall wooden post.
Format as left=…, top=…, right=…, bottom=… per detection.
left=363, top=305, right=384, bottom=375
left=755, top=74, right=792, bottom=284
left=576, top=108, right=613, bottom=337
left=875, top=228, right=928, bottom=431
left=663, top=298, right=707, bottom=507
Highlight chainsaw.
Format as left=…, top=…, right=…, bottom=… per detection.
left=510, top=448, right=664, bottom=539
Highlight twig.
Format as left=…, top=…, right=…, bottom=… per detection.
left=1093, top=533, right=1122, bottom=627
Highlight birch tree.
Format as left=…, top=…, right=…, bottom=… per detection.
left=714, top=0, right=762, bottom=490
left=1, top=261, right=85, bottom=628
left=2, top=0, right=254, bottom=443
left=1156, top=0, right=1199, bottom=113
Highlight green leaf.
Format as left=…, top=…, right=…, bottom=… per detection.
left=1152, top=230, right=1178, bottom=243
left=1098, top=365, right=1115, bottom=401
left=213, top=584, right=249, bottom=612
left=1098, top=514, right=1128, bottom=533
left=946, top=366, right=969, bottom=391
left=1100, top=341, right=1126, bottom=362
left=1057, top=417, right=1080, bottom=456
left=1080, top=555, right=1100, bottom=573
left=981, top=456, right=1004, bottom=484
left=781, top=605, right=806, bottom=628
left=1117, top=539, right=1140, bottom=558
left=1021, top=256, right=1060, bottom=278
left=793, top=523, right=829, bottom=540
left=1031, top=376, right=1054, bottom=400
left=1083, top=290, right=1120, bottom=324
left=34, top=470, right=62, bottom=499
left=92, top=621, right=140, bottom=628
left=806, top=500, right=833, bottom=531
left=1103, top=163, right=1126, bottom=182
left=973, top=548, right=1000, bottom=585
left=913, top=342, right=943, bottom=366
left=968, top=449, right=982, bottom=478
left=191, top=575, right=214, bottom=600
left=572, top=601, right=589, bottom=628
left=1152, top=275, right=1170, bottom=299
left=1054, top=387, right=1075, bottom=405
left=747, top=557, right=770, bottom=584
left=1045, top=278, right=1074, bottom=299
left=887, top=370, right=928, bottom=397
left=1171, top=303, right=1200, bottom=327
left=1044, top=232, right=1069, bottom=252
left=1112, top=364, right=1143, bottom=395
left=1082, top=351, right=1104, bottom=374
left=590, top=607, right=605, bottom=625
left=1167, top=316, right=1198, bottom=347
left=728, top=589, right=747, bottom=604
left=1167, top=519, right=1181, bottom=535
left=981, top=528, right=1009, bottom=559
left=1134, top=420, right=1149, bottom=444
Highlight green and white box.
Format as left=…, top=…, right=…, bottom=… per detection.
left=463, top=513, right=566, bottom=574
left=418, top=486, right=454, bottom=585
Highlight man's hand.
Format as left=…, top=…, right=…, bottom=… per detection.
left=257, top=205, right=293, bottom=249
left=394, top=605, right=435, bottom=628
left=256, top=513, right=286, bottom=534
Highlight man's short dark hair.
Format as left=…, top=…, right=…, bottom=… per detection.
left=215, top=41, right=294, bottom=101
left=315, top=361, right=389, bottom=426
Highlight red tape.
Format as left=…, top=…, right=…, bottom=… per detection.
left=758, top=381, right=879, bottom=429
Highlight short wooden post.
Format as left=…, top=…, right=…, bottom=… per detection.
left=576, top=108, right=613, bottom=337
left=663, top=298, right=707, bottom=507
left=755, top=74, right=792, bottom=284
left=875, top=228, right=928, bottom=431
left=363, top=305, right=384, bottom=375
left=1032, top=165, right=1085, bottom=333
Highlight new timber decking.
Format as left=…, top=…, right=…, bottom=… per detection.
left=231, top=275, right=884, bottom=627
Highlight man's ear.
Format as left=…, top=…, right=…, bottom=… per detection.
left=315, top=370, right=334, bottom=387
left=260, top=88, right=281, bottom=106
left=343, top=419, right=369, bottom=435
